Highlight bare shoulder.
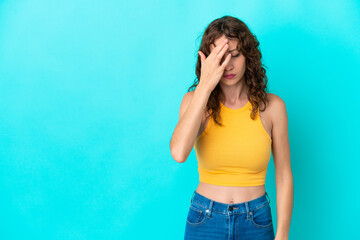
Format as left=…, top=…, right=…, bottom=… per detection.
left=267, top=93, right=286, bottom=108
left=266, top=93, right=287, bottom=124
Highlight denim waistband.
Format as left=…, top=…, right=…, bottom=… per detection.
left=190, top=190, right=270, bottom=215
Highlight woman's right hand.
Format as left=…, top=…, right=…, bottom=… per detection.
left=197, top=38, right=232, bottom=92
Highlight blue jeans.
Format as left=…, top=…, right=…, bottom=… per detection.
left=184, top=190, right=275, bottom=240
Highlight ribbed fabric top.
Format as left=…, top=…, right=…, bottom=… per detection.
left=194, top=100, right=272, bottom=187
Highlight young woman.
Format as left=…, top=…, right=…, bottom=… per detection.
left=170, top=16, right=293, bottom=240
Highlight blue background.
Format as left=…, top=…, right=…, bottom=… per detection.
left=1, top=0, right=359, bottom=239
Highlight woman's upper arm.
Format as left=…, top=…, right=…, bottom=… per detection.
left=269, top=94, right=293, bottom=180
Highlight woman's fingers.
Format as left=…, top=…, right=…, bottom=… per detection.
left=217, top=43, right=229, bottom=62
left=220, top=53, right=232, bottom=68
left=199, top=38, right=229, bottom=65
left=210, top=40, right=229, bottom=64
left=211, top=39, right=228, bottom=55
left=198, top=51, right=205, bottom=64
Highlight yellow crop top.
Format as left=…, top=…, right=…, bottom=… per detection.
left=194, top=100, right=272, bottom=187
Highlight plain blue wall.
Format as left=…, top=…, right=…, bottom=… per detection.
left=0, top=0, right=359, bottom=239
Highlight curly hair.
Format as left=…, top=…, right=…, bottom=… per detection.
left=187, top=15, right=270, bottom=127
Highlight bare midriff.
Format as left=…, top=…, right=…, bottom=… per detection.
left=196, top=182, right=266, bottom=204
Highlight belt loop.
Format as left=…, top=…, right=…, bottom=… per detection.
left=265, top=192, right=270, bottom=204
left=190, top=190, right=196, bottom=203
left=207, top=200, right=213, bottom=217
left=245, top=202, right=250, bottom=220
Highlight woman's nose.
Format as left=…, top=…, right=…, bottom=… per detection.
left=220, top=53, right=232, bottom=66
left=224, top=59, right=233, bottom=70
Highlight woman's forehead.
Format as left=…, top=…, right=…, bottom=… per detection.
left=211, top=38, right=239, bottom=51
left=214, top=36, right=238, bottom=44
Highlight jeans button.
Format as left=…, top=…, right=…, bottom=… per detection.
left=228, top=206, right=233, bottom=211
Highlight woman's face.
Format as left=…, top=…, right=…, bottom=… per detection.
left=210, top=35, right=246, bottom=84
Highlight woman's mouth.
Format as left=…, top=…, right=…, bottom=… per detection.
left=224, top=74, right=235, bottom=79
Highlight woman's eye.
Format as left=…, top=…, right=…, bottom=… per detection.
left=232, top=53, right=240, bottom=58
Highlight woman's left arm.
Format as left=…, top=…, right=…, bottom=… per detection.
left=270, top=94, right=294, bottom=240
